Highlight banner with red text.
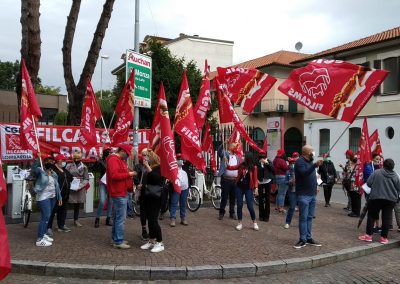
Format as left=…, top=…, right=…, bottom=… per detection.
left=0, top=124, right=150, bottom=162
left=278, top=59, right=388, bottom=123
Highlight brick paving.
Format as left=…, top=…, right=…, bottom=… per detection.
left=7, top=201, right=400, bottom=267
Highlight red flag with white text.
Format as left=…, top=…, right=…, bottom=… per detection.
left=112, top=69, right=135, bottom=145
left=0, top=158, right=11, bottom=281
left=148, top=91, right=161, bottom=155
left=355, top=117, right=371, bottom=192
left=157, top=82, right=181, bottom=193
left=79, top=79, right=102, bottom=147
left=174, top=71, right=205, bottom=172
left=278, top=59, right=388, bottom=123
left=217, top=67, right=277, bottom=113
left=20, top=59, right=42, bottom=154
left=193, top=60, right=211, bottom=131
left=201, top=123, right=217, bottom=174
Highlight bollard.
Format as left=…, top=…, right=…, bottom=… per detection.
left=84, top=173, right=95, bottom=213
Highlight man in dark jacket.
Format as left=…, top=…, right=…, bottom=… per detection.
left=293, top=145, right=323, bottom=249
left=318, top=153, right=337, bottom=207
left=257, top=152, right=274, bottom=221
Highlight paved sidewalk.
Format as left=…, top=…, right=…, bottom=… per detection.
left=7, top=200, right=400, bottom=267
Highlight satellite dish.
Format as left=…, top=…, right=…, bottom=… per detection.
left=295, top=41, right=303, bottom=52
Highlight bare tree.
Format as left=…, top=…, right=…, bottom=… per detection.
left=17, top=0, right=41, bottom=115
left=62, top=0, right=115, bottom=125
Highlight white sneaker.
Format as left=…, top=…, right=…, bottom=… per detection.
left=284, top=224, right=290, bottom=229
left=140, top=241, right=155, bottom=250
left=150, top=242, right=165, bottom=253
left=43, top=234, right=54, bottom=242
left=236, top=223, right=243, bottom=231
left=36, top=238, right=52, bottom=247
left=253, top=222, right=259, bottom=231
left=46, top=228, right=54, bottom=237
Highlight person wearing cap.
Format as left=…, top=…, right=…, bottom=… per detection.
left=169, top=159, right=190, bottom=227
left=93, top=148, right=113, bottom=228
left=66, top=152, right=89, bottom=227
left=217, top=142, right=241, bottom=220
left=32, top=153, right=62, bottom=247
left=257, top=152, right=274, bottom=222
left=107, top=143, right=136, bottom=249
left=284, top=153, right=300, bottom=229
left=273, top=149, right=290, bottom=214
left=318, top=153, right=337, bottom=207
left=47, top=154, right=73, bottom=235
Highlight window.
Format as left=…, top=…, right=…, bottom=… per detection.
left=373, top=60, right=382, bottom=95
left=319, top=129, right=330, bottom=155
left=39, top=108, right=58, bottom=125
left=349, top=127, right=361, bottom=153
left=385, top=126, right=394, bottom=139
left=252, top=127, right=265, bottom=148
left=382, top=57, right=400, bottom=95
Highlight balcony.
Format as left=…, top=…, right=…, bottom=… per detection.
left=248, top=98, right=304, bottom=115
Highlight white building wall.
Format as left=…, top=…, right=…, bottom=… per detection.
left=304, top=115, right=400, bottom=173
left=166, top=38, right=233, bottom=71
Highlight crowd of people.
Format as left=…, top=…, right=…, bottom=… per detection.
left=30, top=139, right=400, bottom=252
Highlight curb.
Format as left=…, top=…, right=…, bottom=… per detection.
left=11, top=240, right=400, bottom=280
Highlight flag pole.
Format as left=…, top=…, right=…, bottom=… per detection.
left=100, top=115, right=110, bottom=145
left=31, top=115, right=43, bottom=169
left=108, top=112, right=115, bottom=130
left=327, top=123, right=351, bottom=155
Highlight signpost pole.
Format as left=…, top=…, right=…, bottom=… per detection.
left=133, top=0, right=140, bottom=153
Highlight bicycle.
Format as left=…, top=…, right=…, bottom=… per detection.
left=187, top=172, right=222, bottom=212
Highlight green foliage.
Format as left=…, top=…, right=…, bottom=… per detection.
left=0, top=60, right=20, bottom=90
left=35, top=84, right=61, bottom=95
left=53, top=111, right=68, bottom=125
left=95, top=89, right=117, bottom=128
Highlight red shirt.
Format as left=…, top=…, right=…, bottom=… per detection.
left=106, top=154, right=132, bottom=197
left=273, top=156, right=289, bottom=176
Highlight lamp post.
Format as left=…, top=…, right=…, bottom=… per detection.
left=100, top=55, right=109, bottom=99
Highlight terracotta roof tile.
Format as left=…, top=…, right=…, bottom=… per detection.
left=293, top=26, right=400, bottom=63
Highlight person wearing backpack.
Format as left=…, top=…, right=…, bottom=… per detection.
left=318, top=153, right=337, bottom=207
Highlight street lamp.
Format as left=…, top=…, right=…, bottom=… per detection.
left=100, top=55, right=109, bottom=99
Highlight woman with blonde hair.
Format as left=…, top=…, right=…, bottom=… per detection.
left=66, top=152, right=89, bottom=227
left=139, top=148, right=165, bottom=253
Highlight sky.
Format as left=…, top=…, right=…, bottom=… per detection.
left=0, top=0, right=399, bottom=95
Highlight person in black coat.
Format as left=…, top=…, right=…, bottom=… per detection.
left=257, top=152, right=275, bottom=222
left=318, top=153, right=337, bottom=207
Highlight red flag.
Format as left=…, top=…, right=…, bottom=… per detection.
left=216, top=78, right=234, bottom=123
left=148, top=91, right=161, bottom=155
left=0, top=158, right=11, bottom=281
left=217, top=67, right=277, bottom=113
left=355, top=117, right=371, bottom=192
left=193, top=60, right=211, bottom=130
left=112, top=69, right=135, bottom=145
left=20, top=59, right=42, bottom=154
left=278, top=59, right=388, bottom=123
left=79, top=79, right=102, bottom=146
left=157, top=82, right=181, bottom=193
left=227, top=127, right=243, bottom=159
left=174, top=71, right=205, bottom=172
left=201, top=123, right=217, bottom=174
left=369, top=130, right=384, bottom=165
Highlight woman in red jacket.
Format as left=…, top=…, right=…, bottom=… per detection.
left=226, top=152, right=259, bottom=231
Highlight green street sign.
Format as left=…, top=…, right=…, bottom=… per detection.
left=126, top=49, right=152, bottom=108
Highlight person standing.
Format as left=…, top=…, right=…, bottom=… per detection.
left=318, top=153, right=337, bottom=207
left=257, top=152, right=274, bottom=222
left=339, top=150, right=356, bottom=212
left=284, top=153, right=299, bottom=229
left=66, top=152, right=89, bottom=227
left=139, top=149, right=165, bottom=253
left=293, top=145, right=323, bottom=249
left=273, top=149, right=290, bottom=213
left=94, top=148, right=113, bottom=228
left=359, top=159, right=400, bottom=244
left=47, top=154, right=72, bottom=234
left=217, top=142, right=240, bottom=220
left=32, top=153, right=62, bottom=247
left=107, top=144, right=136, bottom=249
left=126, top=145, right=138, bottom=219
left=169, top=159, right=189, bottom=227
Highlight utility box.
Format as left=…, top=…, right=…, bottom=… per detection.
left=8, top=174, right=24, bottom=219
left=84, top=173, right=95, bottom=213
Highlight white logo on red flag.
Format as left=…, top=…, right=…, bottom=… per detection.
left=299, top=68, right=330, bottom=99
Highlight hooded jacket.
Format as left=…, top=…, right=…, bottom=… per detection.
left=367, top=168, right=400, bottom=202
left=106, top=154, right=132, bottom=197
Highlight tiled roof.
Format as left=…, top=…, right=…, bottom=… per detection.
left=293, top=26, right=400, bottom=63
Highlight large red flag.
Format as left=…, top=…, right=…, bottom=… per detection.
left=216, top=78, right=234, bottom=123
left=193, top=60, right=211, bottom=131
left=0, top=158, right=11, bottom=281
left=148, top=90, right=161, bottom=155
left=79, top=79, right=102, bottom=147
left=201, top=123, right=217, bottom=174
left=227, top=127, right=243, bottom=159
left=157, top=82, right=181, bottom=193
left=112, top=69, right=135, bottom=145
left=355, top=117, right=371, bottom=192
left=278, top=60, right=388, bottom=123
left=174, top=71, right=205, bottom=172
left=20, top=59, right=42, bottom=154
left=369, top=129, right=384, bottom=166
left=217, top=67, right=277, bottom=113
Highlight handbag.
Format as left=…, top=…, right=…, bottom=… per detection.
left=144, top=184, right=162, bottom=198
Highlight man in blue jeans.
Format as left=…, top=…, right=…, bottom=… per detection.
left=293, top=145, right=323, bottom=249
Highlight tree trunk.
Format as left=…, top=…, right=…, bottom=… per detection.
left=63, top=0, right=116, bottom=125
left=17, top=0, right=41, bottom=117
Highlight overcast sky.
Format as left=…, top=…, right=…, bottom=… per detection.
left=0, top=0, right=399, bottom=94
